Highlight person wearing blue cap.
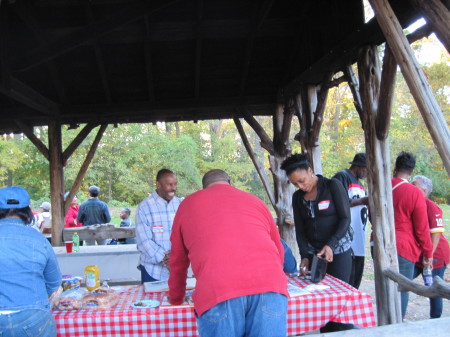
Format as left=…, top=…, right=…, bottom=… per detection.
left=0, top=186, right=62, bottom=337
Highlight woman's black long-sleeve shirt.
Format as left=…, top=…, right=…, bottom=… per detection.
left=292, top=175, right=352, bottom=257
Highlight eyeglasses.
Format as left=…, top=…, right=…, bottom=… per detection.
left=303, top=199, right=315, bottom=218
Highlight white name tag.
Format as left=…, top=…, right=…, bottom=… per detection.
left=318, top=200, right=330, bottom=210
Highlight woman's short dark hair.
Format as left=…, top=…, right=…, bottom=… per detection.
left=395, top=151, right=416, bottom=174
left=281, top=153, right=312, bottom=176
left=0, top=206, right=34, bottom=224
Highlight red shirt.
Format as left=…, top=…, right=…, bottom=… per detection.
left=168, top=184, right=288, bottom=316
left=425, top=199, right=449, bottom=269
left=392, top=178, right=433, bottom=262
left=65, top=204, right=82, bottom=228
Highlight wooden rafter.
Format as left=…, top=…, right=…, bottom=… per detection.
left=12, top=1, right=67, bottom=104
left=370, top=0, right=450, bottom=176
left=62, top=122, right=99, bottom=166
left=238, top=0, right=275, bottom=97
left=241, top=108, right=275, bottom=155
left=13, top=120, right=49, bottom=161
left=143, top=15, right=156, bottom=103
left=194, top=0, right=204, bottom=100
left=408, top=0, right=450, bottom=54
left=86, top=2, right=112, bottom=104
left=64, top=124, right=108, bottom=213
left=283, top=2, right=312, bottom=82
left=0, top=3, right=10, bottom=90
left=1, top=78, right=60, bottom=116
left=284, top=5, right=418, bottom=92
left=233, top=116, right=275, bottom=207
left=14, top=0, right=182, bottom=72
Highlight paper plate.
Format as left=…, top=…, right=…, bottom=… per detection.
left=131, top=300, right=160, bottom=309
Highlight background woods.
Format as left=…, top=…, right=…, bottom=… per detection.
left=0, top=35, right=449, bottom=207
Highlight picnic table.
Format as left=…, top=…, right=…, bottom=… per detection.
left=52, top=274, right=376, bottom=337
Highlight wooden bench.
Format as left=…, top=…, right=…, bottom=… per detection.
left=63, top=224, right=135, bottom=242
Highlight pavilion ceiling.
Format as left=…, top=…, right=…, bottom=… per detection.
left=0, top=0, right=420, bottom=133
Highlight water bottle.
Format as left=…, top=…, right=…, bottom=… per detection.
left=423, top=266, right=433, bottom=286
left=72, top=232, right=80, bottom=252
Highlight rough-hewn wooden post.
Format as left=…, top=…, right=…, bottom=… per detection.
left=48, top=119, right=65, bottom=246
left=235, top=104, right=298, bottom=261
left=369, top=0, right=450, bottom=176
left=357, top=45, right=402, bottom=325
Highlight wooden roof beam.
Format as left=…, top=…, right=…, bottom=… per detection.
left=0, top=78, right=60, bottom=116
left=14, top=120, right=49, bottom=160
left=284, top=5, right=420, bottom=94
left=143, top=15, right=156, bottom=103
left=239, top=0, right=275, bottom=97
left=86, top=2, right=112, bottom=104
left=194, top=0, right=204, bottom=100
left=12, top=1, right=67, bottom=104
left=14, top=0, right=182, bottom=72
left=408, top=0, right=450, bottom=54
left=62, top=121, right=99, bottom=166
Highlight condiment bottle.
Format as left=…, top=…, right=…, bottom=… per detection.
left=84, top=265, right=100, bottom=291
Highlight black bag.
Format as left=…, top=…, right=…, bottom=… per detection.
left=310, top=255, right=328, bottom=283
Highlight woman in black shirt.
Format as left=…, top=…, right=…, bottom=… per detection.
left=281, top=153, right=353, bottom=283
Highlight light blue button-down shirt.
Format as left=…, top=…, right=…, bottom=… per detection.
left=136, top=191, right=183, bottom=281
left=0, top=217, right=61, bottom=311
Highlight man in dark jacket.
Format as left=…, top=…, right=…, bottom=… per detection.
left=77, top=185, right=111, bottom=245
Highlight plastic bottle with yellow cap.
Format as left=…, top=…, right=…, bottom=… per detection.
left=84, top=265, right=100, bottom=291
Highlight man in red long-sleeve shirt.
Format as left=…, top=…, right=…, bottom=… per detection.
left=169, top=169, right=288, bottom=337
left=392, top=152, right=433, bottom=319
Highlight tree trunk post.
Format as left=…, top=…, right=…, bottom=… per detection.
left=369, top=0, right=450, bottom=177
left=48, top=119, right=65, bottom=247
left=357, top=45, right=402, bottom=325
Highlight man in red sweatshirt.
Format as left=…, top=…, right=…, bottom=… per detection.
left=169, top=169, right=288, bottom=337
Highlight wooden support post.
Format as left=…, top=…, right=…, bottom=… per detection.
left=64, top=124, right=108, bottom=213
left=357, top=45, right=402, bottom=325
left=48, top=119, right=65, bottom=247
left=369, top=0, right=450, bottom=176
left=238, top=105, right=298, bottom=261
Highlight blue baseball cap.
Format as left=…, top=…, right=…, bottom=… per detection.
left=0, top=186, right=31, bottom=209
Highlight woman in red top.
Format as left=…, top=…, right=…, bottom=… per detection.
left=412, top=175, right=450, bottom=318
left=391, top=152, right=433, bottom=319
left=64, top=193, right=82, bottom=228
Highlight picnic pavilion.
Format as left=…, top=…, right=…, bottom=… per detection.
left=0, top=0, right=449, bottom=328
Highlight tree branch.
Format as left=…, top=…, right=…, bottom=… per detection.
left=384, top=268, right=450, bottom=299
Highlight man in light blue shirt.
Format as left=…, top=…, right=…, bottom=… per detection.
left=136, top=169, right=183, bottom=283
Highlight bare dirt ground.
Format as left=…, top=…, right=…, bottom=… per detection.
left=358, top=258, right=450, bottom=321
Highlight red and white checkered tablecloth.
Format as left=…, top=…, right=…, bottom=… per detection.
left=53, top=275, right=376, bottom=337
left=287, top=275, right=376, bottom=335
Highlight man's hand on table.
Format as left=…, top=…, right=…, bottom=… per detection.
left=162, top=251, right=170, bottom=270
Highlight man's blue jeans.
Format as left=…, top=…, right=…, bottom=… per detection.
left=398, top=255, right=415, bottom=319
left=196, top=292, right=288, bottom=337
left=0, top=309, right=56, bottom=337
left=414, top=264, right=447, bottom=318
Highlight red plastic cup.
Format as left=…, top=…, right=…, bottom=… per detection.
left=65, top=241, right=73, bottom=253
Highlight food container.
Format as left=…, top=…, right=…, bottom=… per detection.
left=84, top=265, right=100, bottom=292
